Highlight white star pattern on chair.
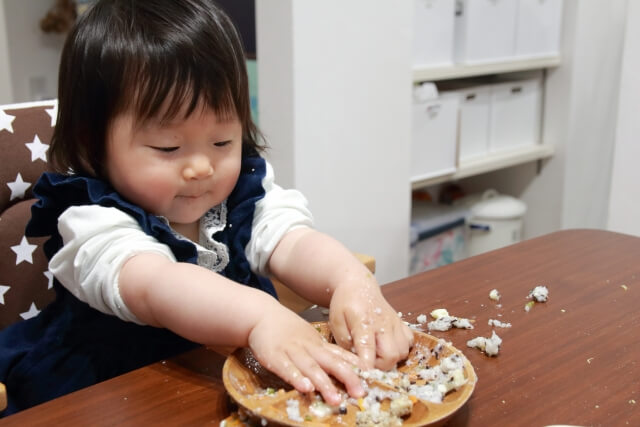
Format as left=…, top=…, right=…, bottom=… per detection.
left=11, top=236, right=38, bottom=265
left=25, top=134, right=49, bottom=162
left=46, top=103, right=58, bottom=127
left=0, top=285, right=9, bottom=305
left=0, top=109, right=16, bottom=133
left=19, top=302, right=40, bottom=320
left=44, top=270, right=54, bottom=289
left=7, top=172, right=31, bottom=201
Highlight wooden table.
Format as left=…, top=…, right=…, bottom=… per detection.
left=2, top=229, right=639, bottom=426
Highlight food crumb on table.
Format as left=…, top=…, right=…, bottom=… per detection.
left=528, top=285, right=549, bottom=302
left=488, top=319, right=512, bottom=328
left=427, top=309, right=474, bottom=332
left=467, top=331, right=502, bottom=357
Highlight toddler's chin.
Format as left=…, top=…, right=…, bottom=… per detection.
left=168, top=212, right=207, bottom=225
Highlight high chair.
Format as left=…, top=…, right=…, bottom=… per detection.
left=0, top=100, right=57, bottom=331
left=0, top=100, right=57, bottom=412
left=0, top=100, right=376, bottom=411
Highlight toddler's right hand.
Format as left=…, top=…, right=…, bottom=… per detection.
left=247, top=305, right=365, bottom=406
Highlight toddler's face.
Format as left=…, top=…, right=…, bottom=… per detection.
left=106, top=106, right=242, bottom=227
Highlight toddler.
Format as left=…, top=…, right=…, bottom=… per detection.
left=0, top=0, right=412, bottom=415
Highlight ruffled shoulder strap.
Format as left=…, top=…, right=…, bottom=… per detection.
left=216, top=149, right=276, bottom=297
left=26, top=173, right=198, bottom=263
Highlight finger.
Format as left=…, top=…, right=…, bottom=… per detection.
left=317, top=343, right=365, bottom=399
left=349, top=318, right=376, bottom=370
left=388, top=322, right=412, bottom=361
left=325, top=343, right=363, bottom=370
left=388, top=324, right=412, bottom=366
left=329, top=311, right=353, bottom=350
left=373, top=327, right=401, bottom=371
left=404, top=322, right=415, bottom=347
left=289, top=348, right=341, bottom=405
left=269, top=355, right=315, bottom=395
left=400, top=322, right=415, bottom=351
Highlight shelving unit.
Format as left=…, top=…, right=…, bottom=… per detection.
left=413, top=56, right=561, bottom=82
left=411, top=56, right=561, bottom=189
left=411, top=143, right=555, bottom=189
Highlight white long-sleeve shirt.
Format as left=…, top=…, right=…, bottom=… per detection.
left=49, top=161, right=313, bottom=324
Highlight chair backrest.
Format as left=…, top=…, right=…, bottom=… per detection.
left=0, top=100, right=57, bottom=329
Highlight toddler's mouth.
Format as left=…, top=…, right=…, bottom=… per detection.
left=177, top=192, right=206, bottom=199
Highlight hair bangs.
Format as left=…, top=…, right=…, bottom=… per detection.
left=116, top=57, right=238, bottom=128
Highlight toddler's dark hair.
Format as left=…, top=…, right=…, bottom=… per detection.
left=50, top=0, right=263, bottom=178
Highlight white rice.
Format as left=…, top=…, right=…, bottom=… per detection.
left=528, top=285, right=549, bottom=302
left=467, top=331, right=502, bottom=357
left=488, top=319, right=512, bottom=328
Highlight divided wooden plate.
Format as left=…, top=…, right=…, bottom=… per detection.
left=222, top=322, right=476, bottom=426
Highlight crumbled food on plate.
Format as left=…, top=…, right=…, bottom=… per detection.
left=352, top=352, right=468, bottom=426
left=309, top=398, right=334, bottom=419
left=237, top=336, right=472, bottom=426
left=467, top=331, right=502, bottom=357
left=528, top=285, right=549, bottom=302
left=416, top=314, right=428, bottom=324
left=489, top=289, right=501, bottom=301
left=285, top=398, right=303, bottom=422
left=488, top=319, right=511, bottom=328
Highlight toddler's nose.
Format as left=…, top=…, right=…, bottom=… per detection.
left=183, top=155, right=213, bottom=180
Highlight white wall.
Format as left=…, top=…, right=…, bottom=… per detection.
left=0, top=0, right=65, bottom=103
left=607, top=0, right=640, bottom=235
left=560, top=0, right=627, bottom=229
left=257, top=0, right=413, bottom=284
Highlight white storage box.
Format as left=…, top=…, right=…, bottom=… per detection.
left=454, top=0, right=518, bottom=64
left=410, top=201, right=469, bottom=275
left=489, top=77, right=542, bottom=152
left=515, top=0, right=564, bottom=59
left=413, top=0, right=455, bottom=68
left=411, top=83, right=459, bottom=182
left=445, top=85, right=491, bottom=162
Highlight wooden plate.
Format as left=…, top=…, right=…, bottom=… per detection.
left=222, top=322, right=477, bottom=426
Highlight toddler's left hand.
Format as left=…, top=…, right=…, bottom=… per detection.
left=328, top=275, right=413, bottom=371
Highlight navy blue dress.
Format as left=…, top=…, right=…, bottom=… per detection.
left=0, top=151, right=276, bottom=416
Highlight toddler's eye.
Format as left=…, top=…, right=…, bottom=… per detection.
left=214, top=140, right=232, bottom=147
left=150, top=146, right=179, bottom=152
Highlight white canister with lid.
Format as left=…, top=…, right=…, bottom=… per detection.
left=467, top=189, right=527, bottom=256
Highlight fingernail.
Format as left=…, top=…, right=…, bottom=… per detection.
left=301, top=377, right=314, bottom=391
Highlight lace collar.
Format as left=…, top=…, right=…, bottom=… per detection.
left=159, top=202, right=230, bottom=272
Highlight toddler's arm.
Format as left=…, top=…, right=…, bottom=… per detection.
left=268, top=228, right=414, bottom=370
left=51, top=205, right=363, bottom=404
left=119, top=252, right=364, bottom=404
